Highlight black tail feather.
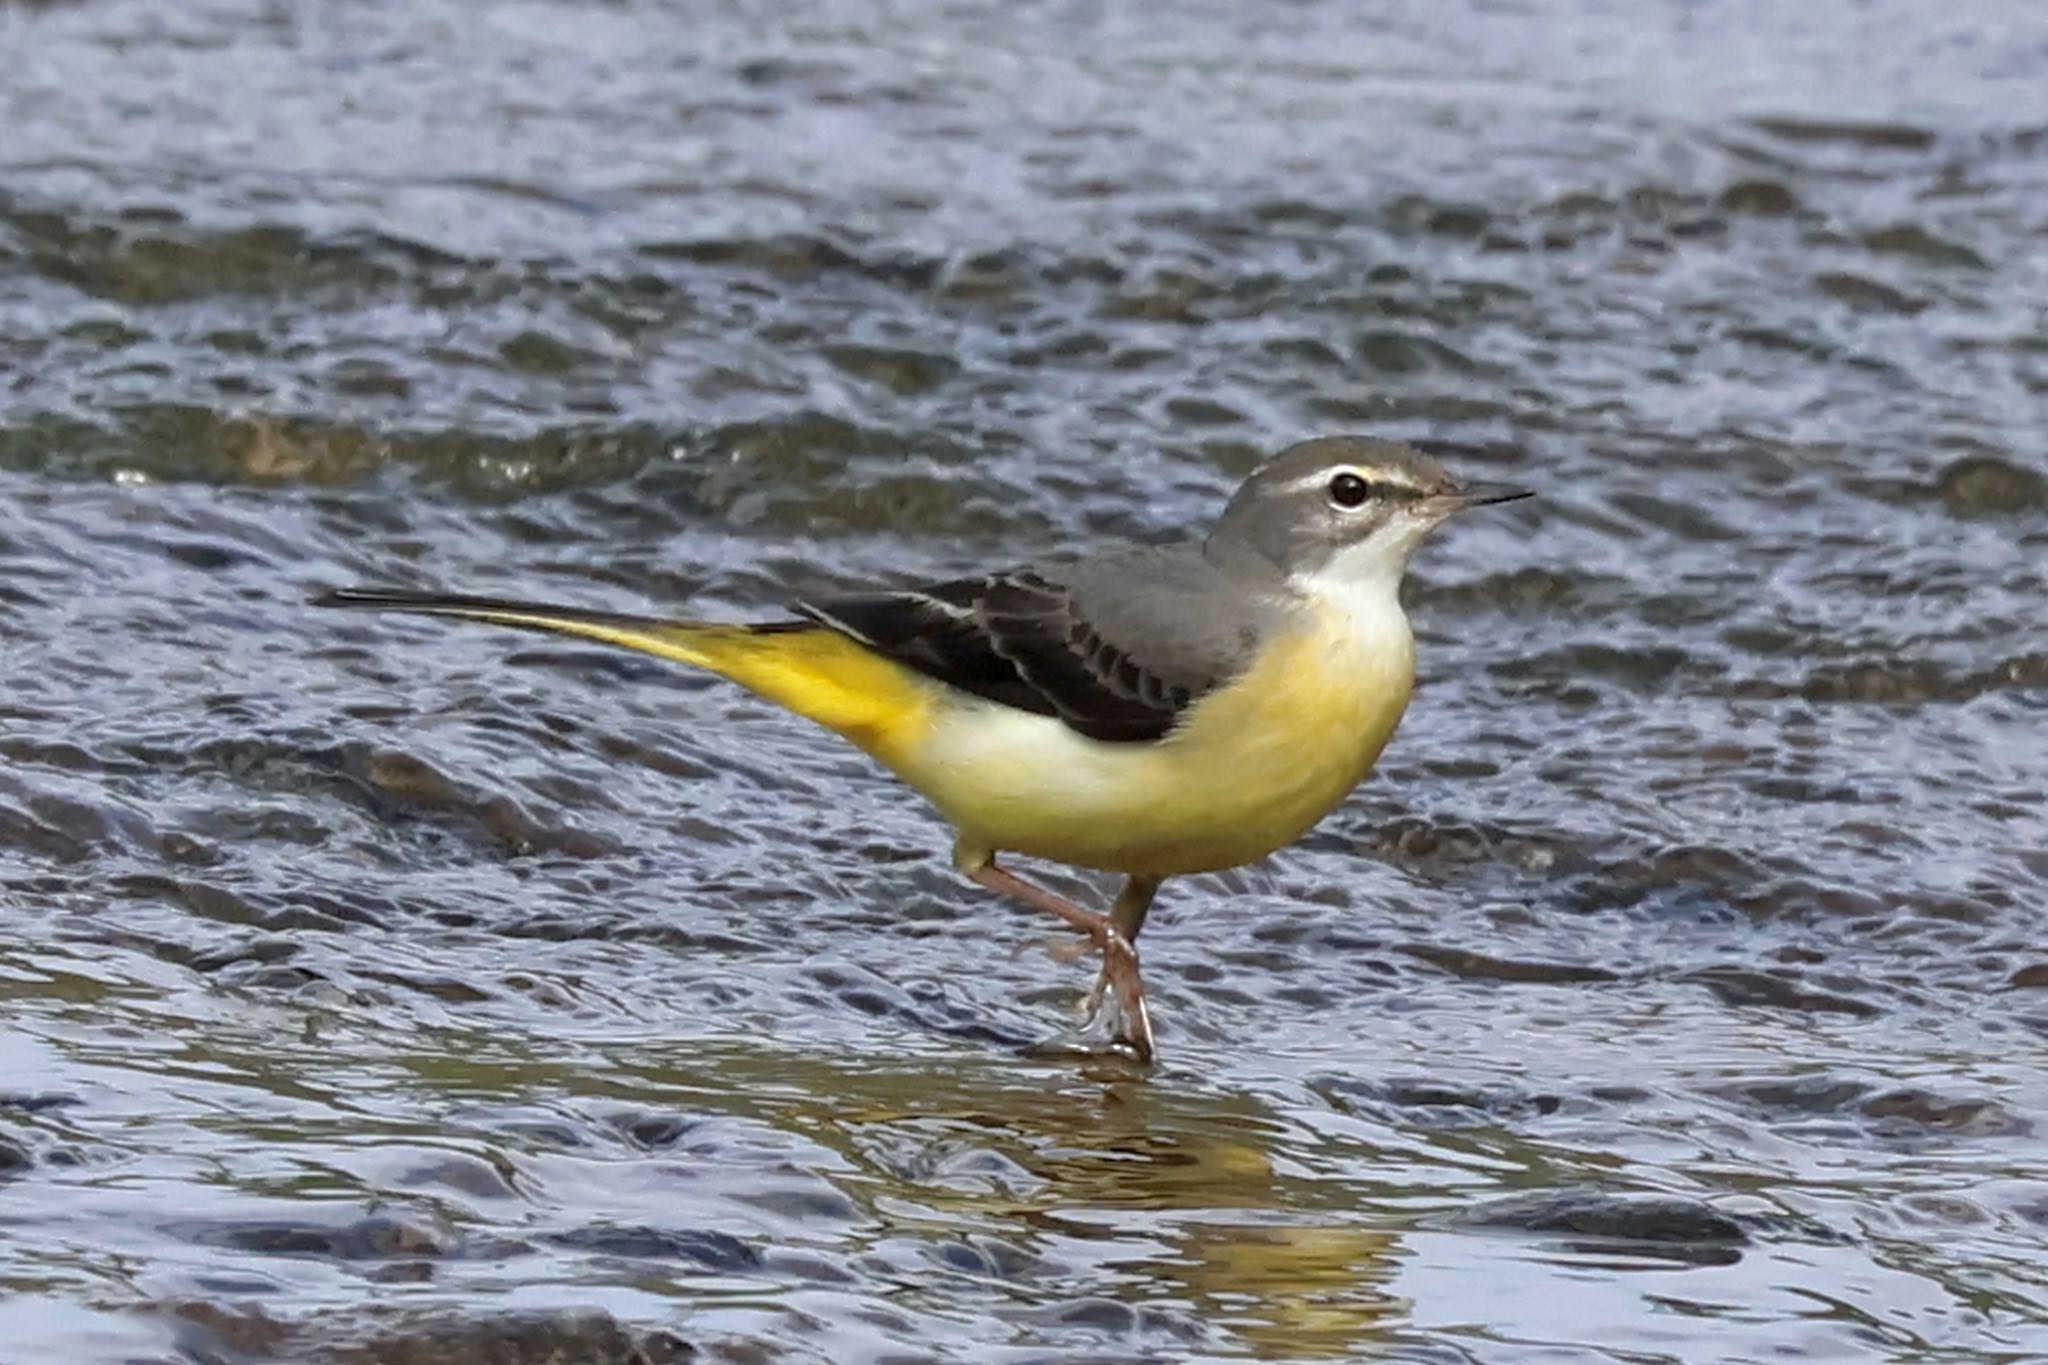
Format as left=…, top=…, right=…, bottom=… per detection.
left=310, top=586, right=811, bottom=635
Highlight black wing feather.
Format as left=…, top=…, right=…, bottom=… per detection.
left=795, top=571, right=1210, bottom=743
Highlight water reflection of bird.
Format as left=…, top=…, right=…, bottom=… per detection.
left=314, top=436, right=1529, bottom=1062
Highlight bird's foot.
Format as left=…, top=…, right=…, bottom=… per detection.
left=1082, top=928, right=1155, bottom=1063
left=1013, top=927, right=1154, bottom=1062
left=964, top=859, right=1156, bottom=1064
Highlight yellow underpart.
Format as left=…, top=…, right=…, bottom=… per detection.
left=908, top=598, right=1417, bottom=878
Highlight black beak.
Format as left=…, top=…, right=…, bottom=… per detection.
left=1448, top=481, right=1534, bottom=508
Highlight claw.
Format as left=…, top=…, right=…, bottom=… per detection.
left=1048, top=936, right=1095, bottom=966
left=1010, top=934, right=1097, bottom=965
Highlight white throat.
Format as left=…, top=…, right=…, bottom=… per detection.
left=1286, top=532, right=1418, bottom=660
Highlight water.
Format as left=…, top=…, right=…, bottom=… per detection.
left=2, top=0, right=2046, bottom=1360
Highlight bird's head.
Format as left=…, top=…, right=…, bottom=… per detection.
left=1206, top=435, right=1530, bottom=594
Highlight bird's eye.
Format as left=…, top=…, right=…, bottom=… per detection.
left=1326, top=472, right=1372, bottom=509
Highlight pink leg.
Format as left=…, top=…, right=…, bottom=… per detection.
left=963, top=861, right=1156, bottom=1063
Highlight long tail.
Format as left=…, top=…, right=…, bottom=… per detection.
left=312, top=588, right=933, bottom=764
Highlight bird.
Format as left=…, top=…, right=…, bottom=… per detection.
left=313, top=435, right=1530, bottom=1062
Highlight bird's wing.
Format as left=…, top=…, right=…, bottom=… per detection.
left=795, top=546, right=1276, bottom=744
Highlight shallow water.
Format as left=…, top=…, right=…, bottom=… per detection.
left=2, top=0, right=2046, bottom=1360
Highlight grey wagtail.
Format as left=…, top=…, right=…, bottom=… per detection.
left=314, top=435, right=1530, bottom=1061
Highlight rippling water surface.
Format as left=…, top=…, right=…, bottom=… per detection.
left=3, top=1, right=2046, bottom=1360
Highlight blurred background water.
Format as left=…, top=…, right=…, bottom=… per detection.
left=1, top=0, right=2045, bottom=1360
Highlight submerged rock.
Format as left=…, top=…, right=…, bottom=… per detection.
left=1455, top=1190, right=1749, bottom=1245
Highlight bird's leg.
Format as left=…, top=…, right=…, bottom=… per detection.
left=965, top=860, right=1109, bottom=939
left=1112, top=874, right=1159, bottom=941
left=956, top=849, right=1155, bottom=1062
left=1085, top=875, right=1160, bottom=1021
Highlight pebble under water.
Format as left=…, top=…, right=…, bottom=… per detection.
left=1, top=1, right=2046, bottom=1360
